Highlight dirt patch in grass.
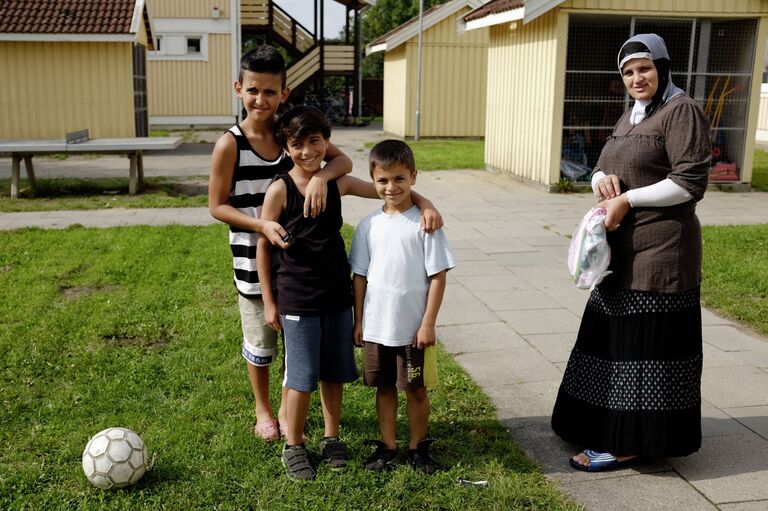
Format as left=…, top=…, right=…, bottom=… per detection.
left=169, top=181, right=208, bottom=197
left=101, top=333, right=169, bottom=350
left=59, top=284, right=116, bottom=299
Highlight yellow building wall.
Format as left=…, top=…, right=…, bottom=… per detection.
left=381, top=8, right=488, bottom=138
left=150, top=0, right=226, bottom=18
left=757, top=94, right=768, bottom=130
left=383, top=45, right=408, bottom=137
left=484, top=9, right=565, bottom=186
left=400, top=12, right=489, bottom=137
left=0, top=41, right=135, bottom=139
left=147, top=34, right=233, bottom=117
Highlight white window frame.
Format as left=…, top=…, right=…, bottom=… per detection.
left=148, top=33, right=208, bottom=61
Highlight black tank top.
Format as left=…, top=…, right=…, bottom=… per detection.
left=275, top=174, right=352, bottom=315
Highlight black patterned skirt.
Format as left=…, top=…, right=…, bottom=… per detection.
left=551, top=285, right=702, bottom=457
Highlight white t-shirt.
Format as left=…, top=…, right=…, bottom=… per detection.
left=349, top=205, right=456, bottom=347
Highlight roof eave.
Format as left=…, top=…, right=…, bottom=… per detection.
left=463, top=5, right=524, bottom=32
left=462, top=0, right=566, bottom=30
left=366, top=42, right=387, bottom=56
left=369, top=0, right=482, bottom=53
left=0, top=33, right=137, bottom=42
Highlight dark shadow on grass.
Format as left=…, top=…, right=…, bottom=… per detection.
left=325, top=415, right=543, bottom=476
left=0, top=177, right=208, bottom=199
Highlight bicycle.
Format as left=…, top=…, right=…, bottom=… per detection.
left=303, top=93, right=346, bottom=126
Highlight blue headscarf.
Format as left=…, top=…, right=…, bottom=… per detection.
left=617, top=33, right=684, bottom=123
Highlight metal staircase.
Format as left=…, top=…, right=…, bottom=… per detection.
left=240, top=0, right=357, bottom=94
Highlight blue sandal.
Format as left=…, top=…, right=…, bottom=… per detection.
left=569, top=450, right=639, bottom=472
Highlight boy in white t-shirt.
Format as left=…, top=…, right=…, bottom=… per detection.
left=349, top=139, right=455, bottom=474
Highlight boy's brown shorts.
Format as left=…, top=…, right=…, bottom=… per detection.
left=363, top=342, right=437, bottom=391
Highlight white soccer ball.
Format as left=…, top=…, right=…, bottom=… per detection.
left=82, top=427, right=147, bottom=489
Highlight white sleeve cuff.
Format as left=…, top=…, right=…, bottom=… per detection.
left=591, top=171, right=606, bottom=197
left=626, top=179, right=692, bottom=207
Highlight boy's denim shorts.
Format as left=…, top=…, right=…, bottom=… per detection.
left=239, top=294, right=278, bottom=367
left=281, top=307, right=359, bottom=392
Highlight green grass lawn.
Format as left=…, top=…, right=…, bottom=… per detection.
left=701, top=224, right=768, bottom=336
left=366, top=139, right=485, bottom=171
left=750, top=150, right=768, bottom=192
left=0, top=177, right=208, bottom=212
left=0, top=224, right=579, bottom=511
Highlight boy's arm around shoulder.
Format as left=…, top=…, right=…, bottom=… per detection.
left=255, top=179, right=288, bottom=331
left=303, top=140, right=353, bottom=218
left=208, top=133, right=290, bottom=249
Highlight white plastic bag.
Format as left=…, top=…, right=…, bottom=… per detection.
left=568, top=207, right=611, bottom=290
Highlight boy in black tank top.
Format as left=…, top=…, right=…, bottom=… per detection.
left=208, top=47, right=354, bottom=444
left=257, top=107, right=444, bottom=480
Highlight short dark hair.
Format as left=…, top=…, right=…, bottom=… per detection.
left=239, top=45, right=286, bottom=86
left=275, top=106, right=331, bottom=149
left=368, top=139, right=416, bottom=176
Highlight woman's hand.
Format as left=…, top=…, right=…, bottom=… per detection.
left=598, top=193, right=631, bottom=232
left=596, top=174, right=622, bottom=200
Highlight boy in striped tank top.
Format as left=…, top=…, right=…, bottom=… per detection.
left=208, top=46, right=353, bottom=442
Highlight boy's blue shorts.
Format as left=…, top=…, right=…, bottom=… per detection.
left=281, top=307, right=359, bottom=392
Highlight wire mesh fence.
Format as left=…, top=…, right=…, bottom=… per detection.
left=562, top=14, right=758, bottom=182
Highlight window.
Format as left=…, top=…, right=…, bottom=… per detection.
left=186, top=37, right=201, bottom=54
left=148, top=34, right=208, bottom=61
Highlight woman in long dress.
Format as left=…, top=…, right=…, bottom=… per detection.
left=551, top=33, right=711, bottom=472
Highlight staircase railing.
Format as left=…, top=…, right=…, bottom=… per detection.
left=272, top=4, right=315, bottom=53
left=286, top=46, right=321, bottom=90
left=241, top=0, right=315, bottom=55
left=240, top=0, right=268, bottom=25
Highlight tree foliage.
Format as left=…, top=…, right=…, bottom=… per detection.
left=361, top=0, right=446, bottom=78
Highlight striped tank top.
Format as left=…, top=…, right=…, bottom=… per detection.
left=226, top=124, right=293, bottom=297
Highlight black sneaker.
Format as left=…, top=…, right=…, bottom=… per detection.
left=407, top=438, right=443, bottom=475
left=363, top=440, right=400, bottom=471
left=282, top=443, right=316, bottom=481
left=319, top=436, right=349, bottom=470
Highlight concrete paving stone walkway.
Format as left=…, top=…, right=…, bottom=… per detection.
left=3, top=125, right=768, bottom=510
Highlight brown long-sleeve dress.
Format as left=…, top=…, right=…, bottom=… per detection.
left=551, top=93, right=711, bottom=457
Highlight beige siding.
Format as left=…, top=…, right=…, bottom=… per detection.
left=484, top=10, right=564, bottom=185
left=147, top=34, right=232, bottom=116
left=151, top=0, right=228, bottom=18
left=561, top=0, right=766, bottom=14
left=0, top=42, right=135, bottom=138
left=741, top=15, right=768, bottom=184
left=400, top=12, right=489, bottom=137
left=758, top=94, right=768, bottom=130
left=383, top=46, right=408, bottom=136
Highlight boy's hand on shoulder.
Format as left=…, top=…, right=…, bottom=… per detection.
left=413, top=324, right=436, bottom=349
left=304, top=174, right=328, bottom=218
left=420, top=207, right=444, bottom=233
